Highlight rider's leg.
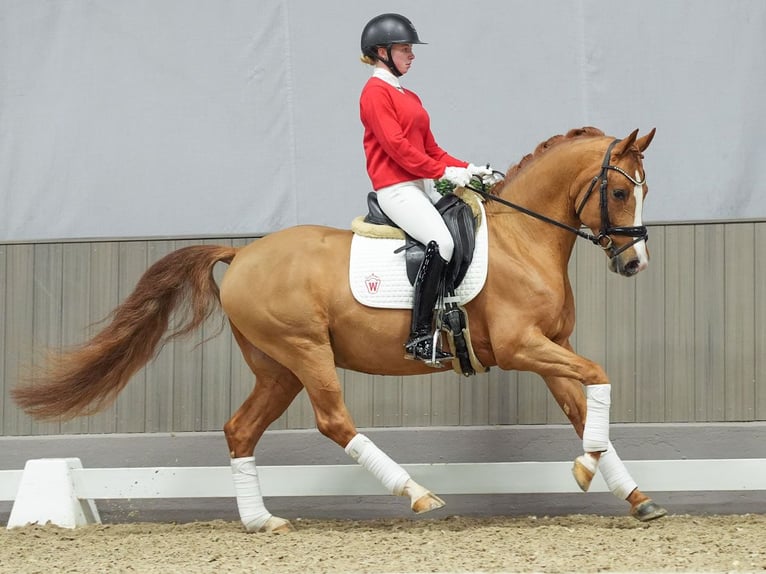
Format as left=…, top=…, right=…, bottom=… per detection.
left=376, top=181, right=454, bottom=364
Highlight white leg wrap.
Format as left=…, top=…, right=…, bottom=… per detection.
left=599, top=441, right=638, bottom=500
left=583, top=384, right=611, bottom=452
left=231, top=456, right=272, bottom=531
left=345, top=433, right=410, bottom=496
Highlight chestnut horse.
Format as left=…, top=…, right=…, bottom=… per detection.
left=13, top=126, right=666, bottom=533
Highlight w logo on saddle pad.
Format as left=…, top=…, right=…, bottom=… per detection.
left=349, top=189, right=489, bottom=309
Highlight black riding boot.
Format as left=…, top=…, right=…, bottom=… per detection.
left=404, top=241, right=453, bottom=365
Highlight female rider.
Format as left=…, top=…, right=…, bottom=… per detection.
left=359, top=13, right=492, bottom=365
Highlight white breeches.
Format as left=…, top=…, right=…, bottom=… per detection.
left=376, top=180, right=454, bottom=262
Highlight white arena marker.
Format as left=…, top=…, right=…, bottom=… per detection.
left=7, top=458, right=100, bottom=529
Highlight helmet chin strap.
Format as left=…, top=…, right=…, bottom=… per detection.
left=380, top=46, right=403, bottom=77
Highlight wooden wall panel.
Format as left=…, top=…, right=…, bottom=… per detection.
left=86, top=242, right=120, bottom=433
left=756, top=223, right=766, bottom=420
left=144, top=240, right=176, bottom=433
left=3, top=244, right=34, bottom=435
left=634, top=228, right=666, bottom=422
left=694, top=224, right=726, bottom=421
left=115, top=242, right=148, bottom=432
left=1, top=221, right=765, bottom=436
left=663, top=226, right=696, bottom=421
left=603, top=257, right=637, bottom=423
left=31, top=244, right=63, bottom=436
left=0, top=246, right=7, bottom=433
left=723, top=225, right=755, bottom=421
left=59, top=243, right=92, bottom=435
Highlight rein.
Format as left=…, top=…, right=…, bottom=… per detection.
left=467, top=138, right=649, bottom=259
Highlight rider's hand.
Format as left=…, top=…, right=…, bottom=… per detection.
left=482, top=170, right=505, bottom=186
left=469, top=163, right=504, bottom=186
left=442, top=166, right=472, bottom=188
left=467, top=163, right=493, bottom=177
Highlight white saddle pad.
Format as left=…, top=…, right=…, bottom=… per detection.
left=349, top=202, right=489, bottom=309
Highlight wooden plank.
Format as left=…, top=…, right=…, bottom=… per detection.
left=431, top=369, right=461, bottom=426
left=115, top=241, right=148, bottom=432
left=487, top=368, right=518, bottom=425
left=459, top=370, right=489, bottom=426
left=170, top=240, right=203, bottom=431
left=3, top=244, right=35, bottom=435
left=756, top=223, right=766, bottom=420
left=663, top=226, right=696, bottom=421
left=573, top=240, right=607, bottom=369
left=285, top=387, right=315, bottom=429
left=723, top=224, right=755, bottom=421
left=604, top=261, right=637, bottom=423
left=144, top=240, right=177, bottom=433
left=372, top=375, right=402, bottom=427
left=516, top=371, right=547, bottom=424
left=635, top=228, right=666, bottom=422
left=342, top=371, right=373, bottom=428
left=86, top=242, right=119, bottom=433
left=30, top=244, right=63, bottom=435
left=401, top=373, right=432, bottom=426
left=60, top=243, right=92, bottom=434
left=694, top=224, right=725, bottom=421
left=0, top=245, right=6, bottom=433
left=200, top=239, right=233, bottom=431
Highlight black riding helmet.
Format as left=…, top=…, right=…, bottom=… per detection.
left=361, top=13, right=426, bottom=77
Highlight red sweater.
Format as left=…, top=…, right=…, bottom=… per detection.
left=360, top=77, right=467, bottom=190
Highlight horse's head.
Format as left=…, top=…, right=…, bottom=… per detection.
left=574, top=128, right=656, bottom=277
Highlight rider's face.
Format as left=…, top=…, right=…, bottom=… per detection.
left=379, top=43, right=414, bottom=75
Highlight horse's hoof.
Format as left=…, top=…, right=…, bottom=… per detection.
left=411, top=491, right=446, bottom=514
left=630, top=499, right=668, bottom=522
left=572, top=455, right=595, bottom=492
left=259, top=516, right=295, bottom=533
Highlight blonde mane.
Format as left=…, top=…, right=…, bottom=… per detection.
left=490, top=126, right=606, bottom=194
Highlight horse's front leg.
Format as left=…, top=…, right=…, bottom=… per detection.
left=500, top=333, right=613, bottom=490
left=544, top=374, right=668, bottom=521
left=290, top=348, right=445, bottom=515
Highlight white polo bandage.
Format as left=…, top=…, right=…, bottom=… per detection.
left=599, top=441, right=638, bottom=500
left=583, top=384, right=611, bottom=452
left=231, top=456, right=272, bottom=531
left=345, top=433, right=410, bottom=496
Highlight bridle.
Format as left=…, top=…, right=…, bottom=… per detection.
left=468, top=138, right=649, bottom=260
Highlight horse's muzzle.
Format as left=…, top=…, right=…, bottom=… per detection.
left=609, top=252, right=648, bottom=277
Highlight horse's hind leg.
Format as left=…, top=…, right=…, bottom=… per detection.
left=544, top=375, right=667, bottom=522
left=224, top=326, right=303, bottom=533
left=287, top=348, right=445, bottom=514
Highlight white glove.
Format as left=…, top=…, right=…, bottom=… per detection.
left=482, top=170, right=505, bottom=186
left=467, top=163, right=493, bottom=177
left=442, top=166, right=472, bottom=188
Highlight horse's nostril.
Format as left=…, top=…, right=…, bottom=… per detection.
left=625, top=260, right=640, bottom=274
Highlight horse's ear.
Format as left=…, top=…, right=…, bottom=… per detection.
left=635, top=128, right=656, bottom=152
left=611, top=129, right=639, bottom=157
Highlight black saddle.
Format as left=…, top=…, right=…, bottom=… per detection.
left=363, top=191, right=477, bottom=291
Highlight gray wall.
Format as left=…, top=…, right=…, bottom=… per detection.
left=2, top=220, right=764, bottom=437
left=2, top=1, right=766, bottom=242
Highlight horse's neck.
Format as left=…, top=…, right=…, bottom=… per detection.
left=487, top=151, right=583, bottom=266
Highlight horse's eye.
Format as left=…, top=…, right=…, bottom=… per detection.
left=612, top=189, right=627, bottom=201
